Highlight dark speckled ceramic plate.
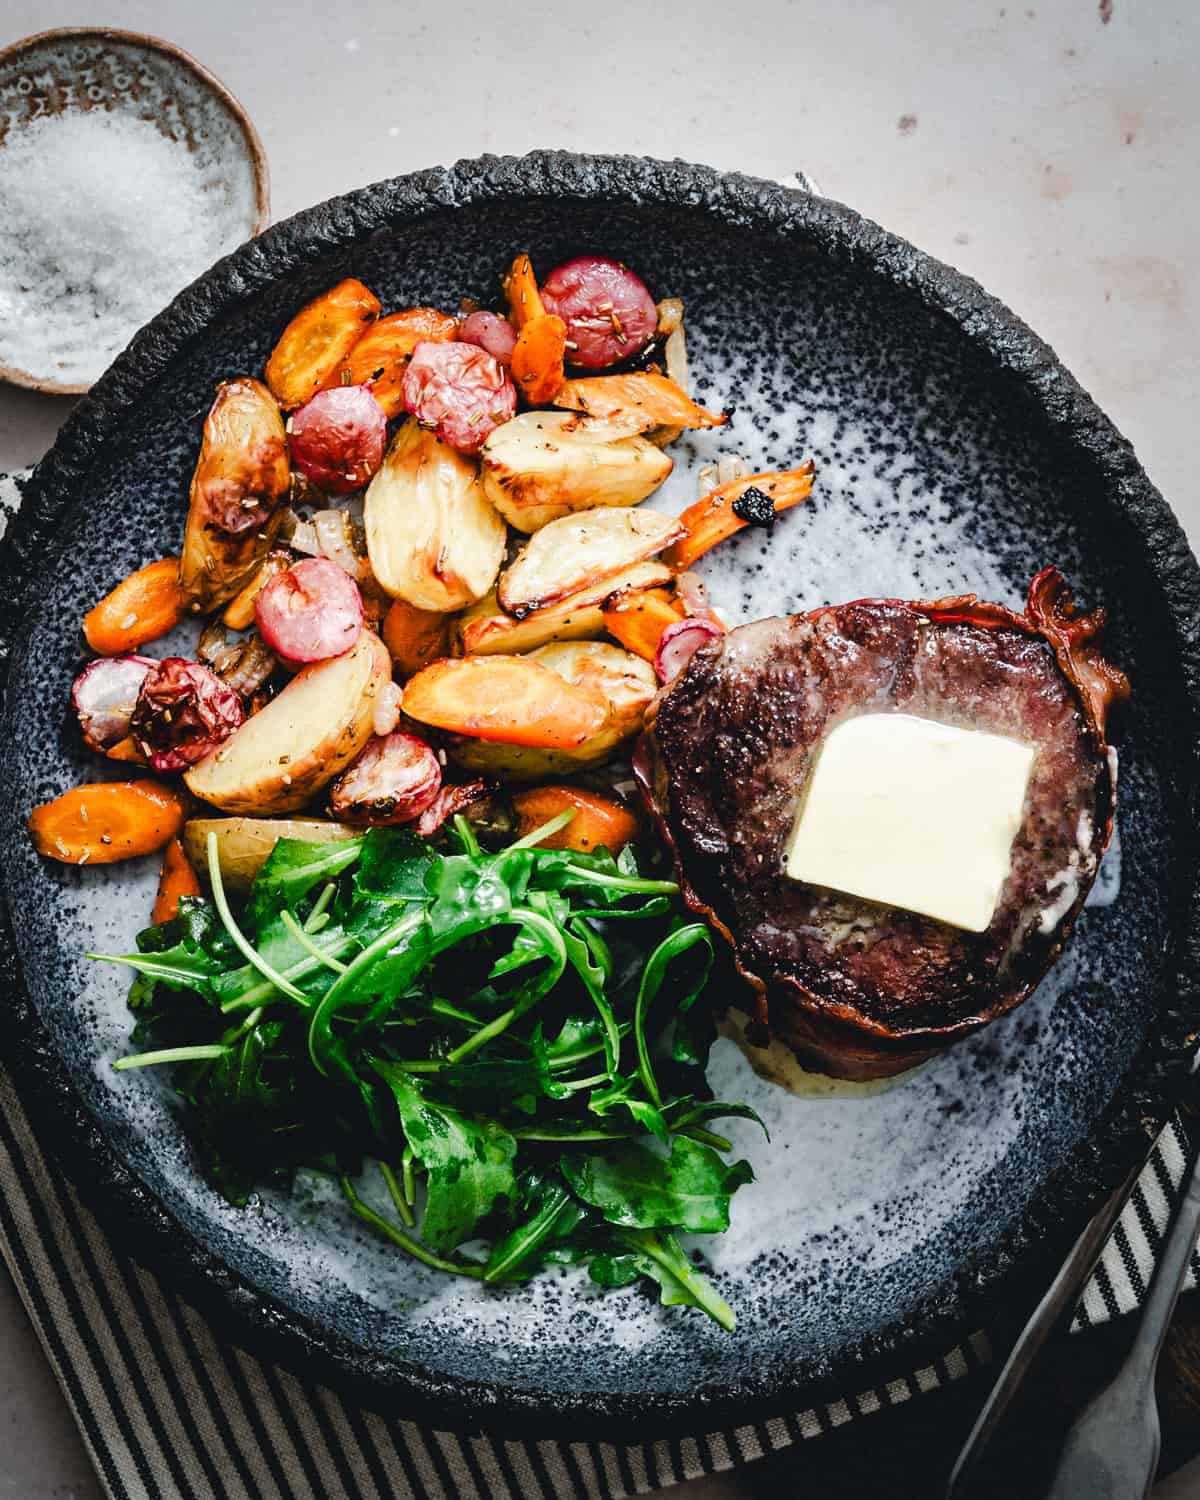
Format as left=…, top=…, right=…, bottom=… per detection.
left=0, top=154, right=1198, bottom=1439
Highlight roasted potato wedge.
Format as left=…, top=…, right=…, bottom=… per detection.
left=457, top=561, right=673, bottom=655
left=180, top=379, right=291, bottom=612
left=183, top=816, right=359, bottom=891
left=448, top=641, right=656, bottom=780
left=498, top=508, right=685, bottom=619
left=185, top=630, right=391, bottom=814
left=480, top=411, right=672, bottom=533
left=365, top=418, right=506, bottom=611
left=265, top=278, right=380, bottom=409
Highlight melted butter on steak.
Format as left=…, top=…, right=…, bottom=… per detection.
left=644, top=583, right=1120, bottom=1077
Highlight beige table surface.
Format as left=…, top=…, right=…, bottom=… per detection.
left=0, top=1, right=1196, bottom=1495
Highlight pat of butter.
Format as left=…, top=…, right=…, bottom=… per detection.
left=785, top=713, right=1035, bottom=932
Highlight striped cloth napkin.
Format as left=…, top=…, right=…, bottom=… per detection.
left=0, top=469, right=1195, bottom=1498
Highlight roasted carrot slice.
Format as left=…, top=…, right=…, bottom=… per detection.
left=221, top=551, right=292, bottom=631
left=83, top=558, right=184, bottom=656
left=502, top=253, right=545, bottom=331
left=511, top=313, right=567, bottom=405
left=601, top=586, right=686, bottom=663
left=322, top=307, right=459, bottom=419
left=106, top=736, right=149, bottom=766
left=511, top=785, right=640, bottom=854
left=265, top=278, right=381, bottom=408
left=29, top=781, right=187, bottom=866
left=401, top=657, right=608, bottom=748
left=666, top=463, right=816, bottom=571
left=152, top=836, right=202, bottom=922
left=382, top=598, right=452, bottom=679
left=553, top=371, right=727, bottom=431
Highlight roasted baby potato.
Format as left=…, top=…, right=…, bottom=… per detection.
left=364, top=418, right=506, bottom=611
left=185, top=630, right=391, bottom=814
left=265, top=278, right=380, bottom=409
left=498, top=507, right=685, bottom=618
left=183, top=816, right=359, bottom=891
left=448, top=641, right=656, bottom=780
left=480, top=411, right=672, bottom=532
left=457, top=561, right=673, bottom=655
left=179, top=379, right=291, bottom=612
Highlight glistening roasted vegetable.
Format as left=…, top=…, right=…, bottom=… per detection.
left=364, top=419, right=506, bottom=611
left=29, top=780, right=187, bottom=866
left=382, top=598, right=451, bottom=679
left=83, top=558, right=184, bottom=656
left=180, top=378, right=291, bottom=612
left=540, top=255, right=658, bottom=369
left=667, top=462, right=816, bottom=570
left=288, top=385, right=387, bottom=493
left=601, top=585, right=686, bottom=663
left=402, top=655, right=609, bottom=749
left=265, top=278, right=381, bottom=409
left=511, top=785, right=640, bottom=854
left=457, top=561, right=673, bottom=656
left=322, top=307, right=458, bottom=419
left=402, top=340, right=516, bottom=454
left=498, top=507, right=685, bottom=619
left=184, top=630, right=392, bottom=813
left=329, top=731, right=443, bottom=825
left=502, top=253, right=566, bottom=404
left=480, top=411, right=673, bottom=533
left=553, top=371, right=727, bottom=431
left=153, top=837, right=202, bottom=923
left=449, top=641, right=656, bottom=780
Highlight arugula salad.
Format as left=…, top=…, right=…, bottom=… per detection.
left=95, top=813, right=759, bottom=1328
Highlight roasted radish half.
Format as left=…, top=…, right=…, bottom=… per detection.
left=329, top=732, right=443, bottom=825
left=185, top=630, right=391, bottom=814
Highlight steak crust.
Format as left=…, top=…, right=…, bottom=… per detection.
left=639, top=569, right=1128, bottom=1080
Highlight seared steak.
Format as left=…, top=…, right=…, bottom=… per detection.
left=639, top=569, right=1128, bottom=1081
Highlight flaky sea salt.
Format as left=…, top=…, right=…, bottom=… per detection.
left=0, top=109, right=251, bottom=386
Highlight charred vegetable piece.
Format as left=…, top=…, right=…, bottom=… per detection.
left=511, top=312, right=567, bottom=405
left=131, top=658, right=246, bottom=772
left=180, top=378, right=291, bottom=612
left=382, top=598, right=451, bottom=679
left=182, top=816, right=359, bottom=891
left=553, top=371, right=727, bottom=431
left=364, top=418, right=506, bottom=610
left=265, top=278, right=381, bottom=409
left=458, top=310, right=517, bottom=367
left=540, top=256, right=658, bottom=369
left=221, top=551, right=292, bottom=631
left=412, top=779, right=491, bottom=836
left=448, top=641, right=654, bottom=779
left=324, top=307, right=459, bottom=418
left=152, top=836, right=202, bottom=922
left=667, top=463, right=815, bottom=570
left=288, top=386, right=387, bottom=493
left=329, top=731, right=443, bottom=825
left=402, top=340, right=516, bottom=454
left=457, top=562, right=674, bottom=656
left=255, top=557, right=364, bottom=665
left=197, top=623, right=278, bottom=701
left=402, top=655, right=609, bottom=748
left=184, top=631, right=392, bottom=814
left=511, top=785, right=640, bottom=854
left=72, top=655, right=156, bottom=752
left=480, top=410, right=672, bottom=533
left=498, top=507, right=685, bottom=619
left=29, top=780, right=186, bottom=865
left=601, top=585, right=686, bottom=663
left=83, top=558, right=184, bottom=656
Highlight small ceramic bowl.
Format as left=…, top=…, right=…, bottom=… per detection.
left=0, top=27, right=268, bottom=395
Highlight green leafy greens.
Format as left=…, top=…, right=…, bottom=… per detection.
left=93, top=819, right=759, bottom=1328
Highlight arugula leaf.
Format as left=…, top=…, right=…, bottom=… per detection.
left=588, top=1073, right=669, bottom=1143
left=561, top=1137, right=753, bottom=1233
left=354, top=828, right=437, bottom=905
left=483, top=1177, right=581, bottom=1283
left=246, top=836, right=363, bottom=927
left=371, top=1063, right=518, bottom=1253
left=597, top=1228, right=735, bottom=1330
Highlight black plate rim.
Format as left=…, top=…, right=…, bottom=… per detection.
left=0, top=150, right=1198, bottom=1440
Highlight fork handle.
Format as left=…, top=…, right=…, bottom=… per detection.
left=1044, top=1138, right=1200, bottom=1500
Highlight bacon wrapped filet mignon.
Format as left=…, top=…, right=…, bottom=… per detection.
left=638, top=568, right=1129, bottom=1082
